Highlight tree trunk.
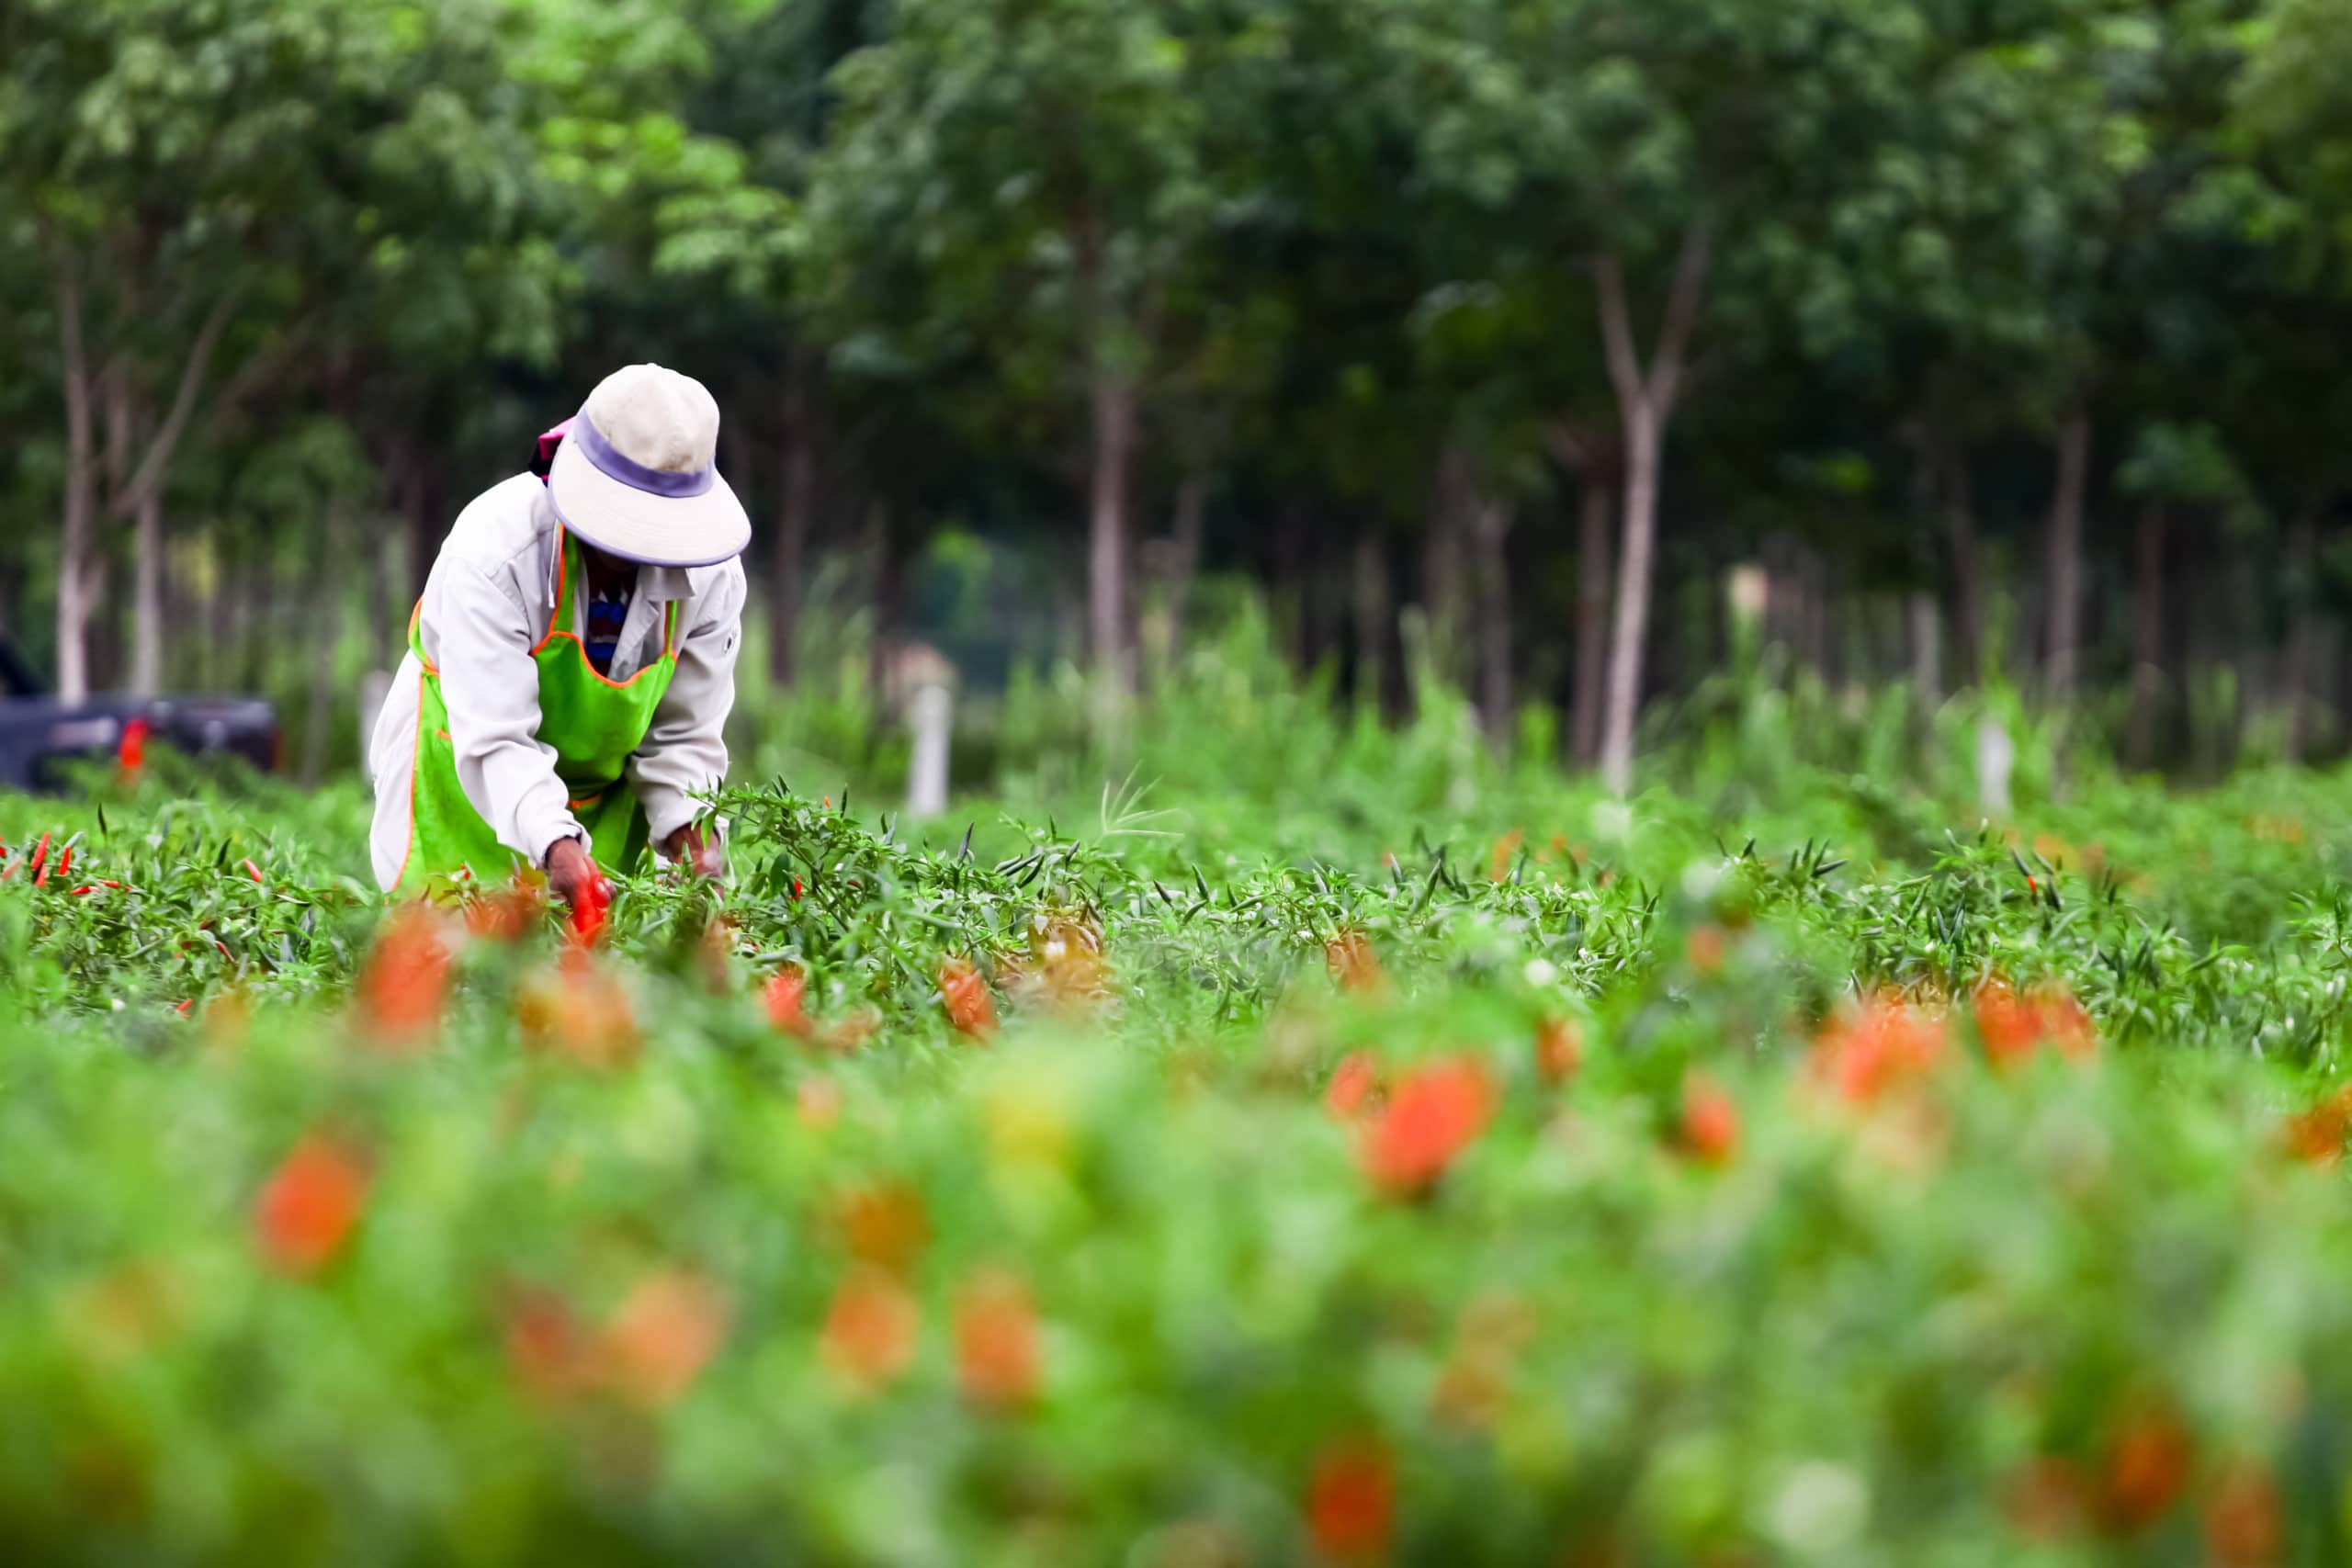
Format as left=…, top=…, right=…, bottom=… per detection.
left=1471, top=493, right=1516, bottom=750
left=45, top=239, right=238, bottom=701
left=207, top=529, right=234, bottom=692
left=1909, top=414, right=1980, bottom=686
left=300, top=513, right=345, bottom=787
left=1572, top=480, right=1613, bottom=767
left=1303, top=512, right=1350, bottom=671
left=2319, top=619, right=2344, bottom=758
left=2042, top=409, right=2091, bottom=702
left=1270, top=498, right=1313, bottom=669
left=1935, top=447, right=1984, bottom=688
left=1071, top=201, right=1140, bottom=722
left=55, top=508, right=95, bottom=699
left=1804, top=547, right=1832, bottom=682
left=1351, top=527, right=1389, bottom=713
left=1422, top=453, right=1470, bottom=688
left=103, top=290, right=237, bottom=692
left=254, top=547, right=284, bottom=694
left=2128, top=501, right=2167, bottom=769
left=1600, top=402, right=1663, bottom=794
left=1592, top=226, right=1711, bottom=795
left=93, top=559, right=124, bottom=694
left=771, top=346, right=819, bottom=687
left=1163, top=468, right=1210, bottom=657
left=401, top=457, right=444, bottom=604
left=130, top=490, right=165, bottom=696
left=1908, top=591, right=1941, bottom=703
left=866, top=501, right=902, bottom=702
left=1087, top=368, right=1137, bottom=711
left=363, top=529, right=395, bottom=670
left=54, top=264, right=97, bottom=703
left=2286, top=508, right=2321, bottom=764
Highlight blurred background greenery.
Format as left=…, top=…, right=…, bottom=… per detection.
left=8, top=0, right=2352, bottom=793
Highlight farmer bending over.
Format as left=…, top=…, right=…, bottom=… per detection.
left=368, top=363, right=750, bottom=908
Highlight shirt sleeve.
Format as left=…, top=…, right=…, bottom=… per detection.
left=428, top=558, right=583, bottom=869
left=628, top=558, right=746, bottom=845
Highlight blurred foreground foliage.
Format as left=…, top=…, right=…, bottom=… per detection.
left=5, top=649, right=2352, bottom=1561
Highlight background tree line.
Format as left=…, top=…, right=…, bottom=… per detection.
left=5, top=0, right=2352, bottom=786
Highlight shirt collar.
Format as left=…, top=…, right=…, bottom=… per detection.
left=534, top=491, right=717, bottom=605
left=634, top=563, right=703, bottom=604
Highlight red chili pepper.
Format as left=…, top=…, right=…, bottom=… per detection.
left=118, top=717, right=148, bottom=774
left=241, top=858, right=264, bottom=884
left=568, top=874, right=611, bottom=948
left=28, top=832, right=50, bottom=888
left=792, top=878, right=805, bottom=900
left=55, top=847, right=72, bottom=881
left=175, top=999, right=194, bottom=1016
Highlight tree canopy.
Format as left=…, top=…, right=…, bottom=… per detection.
left=3, top=0, right=2348, bottom=775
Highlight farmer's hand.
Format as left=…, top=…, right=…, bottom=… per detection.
left=543, top=836, right=606, bottom=910
left=662, top=821, right=725, bottom=880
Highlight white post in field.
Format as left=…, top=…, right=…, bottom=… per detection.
left=357, top=670, right=393, bottom=782
left=1726, top=563, right=1769, bottom=631
left=1976, top=715, right=2015, bottom=818
left=908, top=681, right=953, bottom=819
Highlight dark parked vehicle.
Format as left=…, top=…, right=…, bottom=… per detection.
left=0, top=634, right=278, bottom=791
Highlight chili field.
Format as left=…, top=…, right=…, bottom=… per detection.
left=6, top=712, right=2352, bottom=1565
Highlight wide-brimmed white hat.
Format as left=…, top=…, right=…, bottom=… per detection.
left=547, top=364, right=752, bottom=567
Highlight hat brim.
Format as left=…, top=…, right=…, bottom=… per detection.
left=547, top=439, right=752, bottom=568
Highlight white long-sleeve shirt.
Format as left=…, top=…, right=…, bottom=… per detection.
left=368, top=473, right=746, bottom=891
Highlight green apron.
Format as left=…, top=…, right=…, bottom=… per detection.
left=391, top=530, right=679, bottom=896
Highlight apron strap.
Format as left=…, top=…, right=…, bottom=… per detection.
left=535, top=531, right=574, bottom=651
left=408, top=598, right=438, bottom=677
